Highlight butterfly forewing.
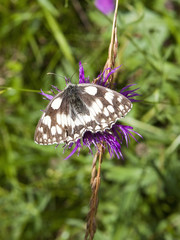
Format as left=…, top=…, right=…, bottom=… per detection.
left=34, top=83, right=133, bottom=145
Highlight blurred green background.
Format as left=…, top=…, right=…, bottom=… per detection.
left=0, top=0, right=180, bottom=239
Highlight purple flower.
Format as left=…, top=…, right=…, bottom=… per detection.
left=95, top=0, right=115, bottom=15
left=40, top=62, right=142, bottom=160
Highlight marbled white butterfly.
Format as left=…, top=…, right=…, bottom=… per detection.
left=34, top=83, right=132, bottom=145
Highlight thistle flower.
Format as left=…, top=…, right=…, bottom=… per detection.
left=95, top=0, right=115, bottom=15
left=35, top=62, right=142, bottom=160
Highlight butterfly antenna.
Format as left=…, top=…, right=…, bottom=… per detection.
left=47, top=72, right=65, bottom=80
left=70, top=70, right=78, bottom=82
left=47, top=72, right=72, bottom=85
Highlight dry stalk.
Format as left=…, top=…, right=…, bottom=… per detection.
left=84, top=0, right=119, bottom=239
left=94, top=0, right=119, bottom=86
left=84, top=145, right=103, bottom=240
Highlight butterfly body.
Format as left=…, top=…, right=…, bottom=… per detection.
left=34, top=83, right=133, bottom=145
left=63, top=84, right=89, bottom=115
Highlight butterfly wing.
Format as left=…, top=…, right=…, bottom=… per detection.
left=77, top=84, right=133, bottom=132
left=34, top=91, right=68, bottom=145
left=34, top=83, right=133, bottom=145
left=34, top=85, right=95, bottom=145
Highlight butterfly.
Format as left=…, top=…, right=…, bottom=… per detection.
left=34, top=83, right=133, bottom=145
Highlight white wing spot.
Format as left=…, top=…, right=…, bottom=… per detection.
left=51, top=126, right=56, bottom=135
left=103, top=107, right=109, bottom=117
left=56, top=113, right=61, bottom=124
left=66, top=136, right=73, bottom=142
left=125, top=105, right=129, bottom=110
left=101, top=119, right=106, bottom=123
left=56, top=125, right=62, bottom=134
left=84, top=86, right=97, bottom=95
left=95, top=125, right=101, bottom=131
left=43, top=115, right=51, bottom=129
left=75, top=118, right=82, bottom=126
left=80, top=128, right=84, bottom=132
left=74, top=133, right=79, bottom=139
left=96, top=99, right=103, bottom=109
left=66, top=114, right=71, bottom=127
left=38, top=127, right=43, bottom=133
left=87, top=107, right=97, bottom=120
left=119, top=105, right=124, bottom=111
left=91, top=102, right=101, bottom=115
left=118, top=96, right=122, bottom=102
left=61, top=113, right=67, bottom=127
left=43, top=134, right=47, bottom=140
left=42, top=112, right=45, bottom=118
left=51, top=97, right=62, bottom=110
left=102, top=123, right=108, bottom=128
left=106, top=88, right=112, bottom=92
left=104, top=92, right=114, bottom=104
left=70, top=117, right=75, bottom=132
left=107, top=105, right=114, bottom=113
left=83, top=114, right=91, bottom=123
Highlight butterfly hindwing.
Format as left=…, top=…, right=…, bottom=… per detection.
left=34, top=83, right=133, bottom=145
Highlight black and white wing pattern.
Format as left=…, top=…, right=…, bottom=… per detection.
left=34, top=83, right=133, bottom=145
